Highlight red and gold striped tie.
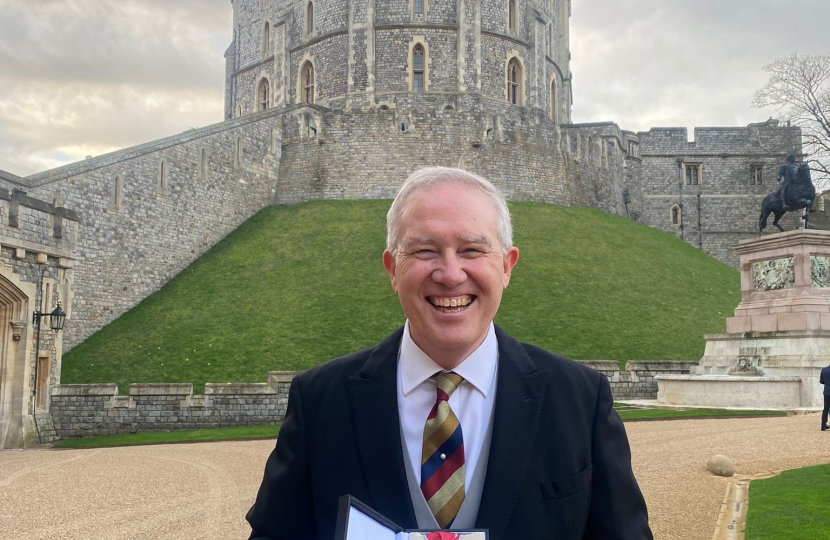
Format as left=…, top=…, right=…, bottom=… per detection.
left=421, top=372, right=465, bottom=528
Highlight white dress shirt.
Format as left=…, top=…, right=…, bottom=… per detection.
left=397, top=320, right=499, bottom=493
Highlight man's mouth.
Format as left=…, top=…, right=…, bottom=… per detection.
left=426, top=295, right=475, bottom=314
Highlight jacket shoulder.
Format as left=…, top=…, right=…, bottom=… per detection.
left=290, top=327, right=403, bottom=396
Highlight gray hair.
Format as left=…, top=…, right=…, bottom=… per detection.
left=386, top=167, right=513, bottom=256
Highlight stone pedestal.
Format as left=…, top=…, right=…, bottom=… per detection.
left=726, top=229, right=830, bottom=333
left=657, top=229, right=830, bottom=409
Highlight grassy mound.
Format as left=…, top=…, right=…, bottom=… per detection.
left=61, top=200, right=740, bottom=393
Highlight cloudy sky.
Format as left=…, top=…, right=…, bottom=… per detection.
left=1, top=0, right=829, bottom=177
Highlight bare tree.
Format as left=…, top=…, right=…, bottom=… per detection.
left=752, top=53, right=830, bottom=192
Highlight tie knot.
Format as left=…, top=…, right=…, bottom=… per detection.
left=433, top=372, right=464, bottom=401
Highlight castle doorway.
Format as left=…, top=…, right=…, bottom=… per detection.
left=0, top=273, right=31, bottom=449
left=36, top=352, right=51, bottom=409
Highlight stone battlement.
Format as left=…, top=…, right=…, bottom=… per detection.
left=639, top=119, right=801, bottom=156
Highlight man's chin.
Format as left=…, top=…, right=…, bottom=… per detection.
left=412, top=326, right=486, bottom=361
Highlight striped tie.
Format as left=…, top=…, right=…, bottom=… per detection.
left=421, top=372, right=465, bottom=528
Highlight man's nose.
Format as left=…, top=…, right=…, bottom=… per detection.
left=432, top=253, right=467, bottom=287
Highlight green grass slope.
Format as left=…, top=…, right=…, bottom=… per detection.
left=62, top=200, right=740, bottom=393
left=746, top=464, right=830, bottom=540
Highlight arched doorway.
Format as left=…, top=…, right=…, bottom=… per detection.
left=0, top=272, right=33, bottom=449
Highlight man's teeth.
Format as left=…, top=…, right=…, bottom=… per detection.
left=429, top=296, right=473, bottom=311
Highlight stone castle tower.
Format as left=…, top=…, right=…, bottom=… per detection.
left=225, top=0, right=573, bottom=122
left=0, top=0, right=811, bottom=447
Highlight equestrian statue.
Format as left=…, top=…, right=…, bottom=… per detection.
left=759, top=154, right=816, bottom=232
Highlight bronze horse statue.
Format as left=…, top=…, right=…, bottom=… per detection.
left=759, top=159, right=816, bottom=233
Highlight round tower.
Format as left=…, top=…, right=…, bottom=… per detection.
left=224, top=0, right=571, bottom=122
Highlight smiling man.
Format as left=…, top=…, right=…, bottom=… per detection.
left=247, top=167, right=653, bottom=540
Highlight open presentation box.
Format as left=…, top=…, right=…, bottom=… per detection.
left=334, top=495, right=488, bottom=540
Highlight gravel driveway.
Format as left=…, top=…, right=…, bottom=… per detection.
left=1, top=413, right=828, bottom=540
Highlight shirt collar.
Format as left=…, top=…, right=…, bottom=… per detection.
left=399, top=320, right=498, bottom=398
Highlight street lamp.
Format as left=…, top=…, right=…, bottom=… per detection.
left=45, top=301, right=66, bottom=332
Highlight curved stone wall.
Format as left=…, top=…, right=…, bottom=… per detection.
left=228, top=0, right=571, bottom=123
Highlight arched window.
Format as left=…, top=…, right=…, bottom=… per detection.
left=236, top=104, right=242, bottom=117
left=306, top=1, right=314, bottom=36
left=550, top=79, right=557, bottom=122
left=262, top=21, right=270, bottom=57
left=508, top=0, right=517, bottom=32
left=414, top=0, right=423, bottom=16
left=300, top=62, right=315, bottom=104
left=258, top=78, right=270, bottom=111
left=671, top=204, right=682, bottom=225
left=413, top=45, right=425, bottom=94
left=507, top=58, right=522, bottom=105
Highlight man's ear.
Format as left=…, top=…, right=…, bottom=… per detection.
left=383, top=250, right=398, bottom=291
left=502, top=247, right=519, bottom=288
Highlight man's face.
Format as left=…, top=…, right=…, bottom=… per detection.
left=383, top=182, right=519, bottom=368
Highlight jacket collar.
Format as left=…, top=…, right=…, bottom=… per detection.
left=475, top=325, right=550, bottom=540
left=347, top=327, right=418, bottom=527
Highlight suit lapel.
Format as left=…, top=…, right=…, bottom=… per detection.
left=347, top=327, right=418, bottom=529
left=476, top=326, right=549, bottom=540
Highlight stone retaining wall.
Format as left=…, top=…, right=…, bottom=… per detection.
left=50, top=372, right=295, bottom=438
left=582, top=360, right=699, bottom=400
left=49, top=361, right=697, bottom=438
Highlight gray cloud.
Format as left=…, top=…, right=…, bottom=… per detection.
left=0, top=0, right=229, bottom=87
left=571, top=0, right=830, bottom=133
left=0, top=0, right=230, bottom=176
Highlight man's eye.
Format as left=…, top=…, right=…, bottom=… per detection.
left=462, top=248, right=484, bottom=256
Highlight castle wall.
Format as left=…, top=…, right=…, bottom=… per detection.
left=289, top=33, right=350, bottom=104
left=634, top=121, right=803, bottom=267
left=275, top=101, right=628, bottom=217
left=0, top=112, right=283, bottom=351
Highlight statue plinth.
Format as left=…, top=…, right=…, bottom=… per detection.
left=658, top=229, right=830, bottom=409
left=726, top=229, right=830, bottom=333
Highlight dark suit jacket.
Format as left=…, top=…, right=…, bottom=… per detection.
left=247, top=326, right=653, bottom=540
left=821, top=365, right=830, bottom=396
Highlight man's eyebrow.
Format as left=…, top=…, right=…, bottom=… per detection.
left=402, top=235, right=492, bottom=247
left=402, top=236, right=435, bottom=247
left=460, top=235, right=491, bottom=245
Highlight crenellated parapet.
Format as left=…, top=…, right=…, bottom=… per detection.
left=639, top=119, right=801, bottom=158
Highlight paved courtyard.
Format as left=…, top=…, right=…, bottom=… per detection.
left=1, top=413, right=828, bottom=540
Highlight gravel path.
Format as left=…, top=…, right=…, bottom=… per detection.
left=1, top=413, right=828, bottom=540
